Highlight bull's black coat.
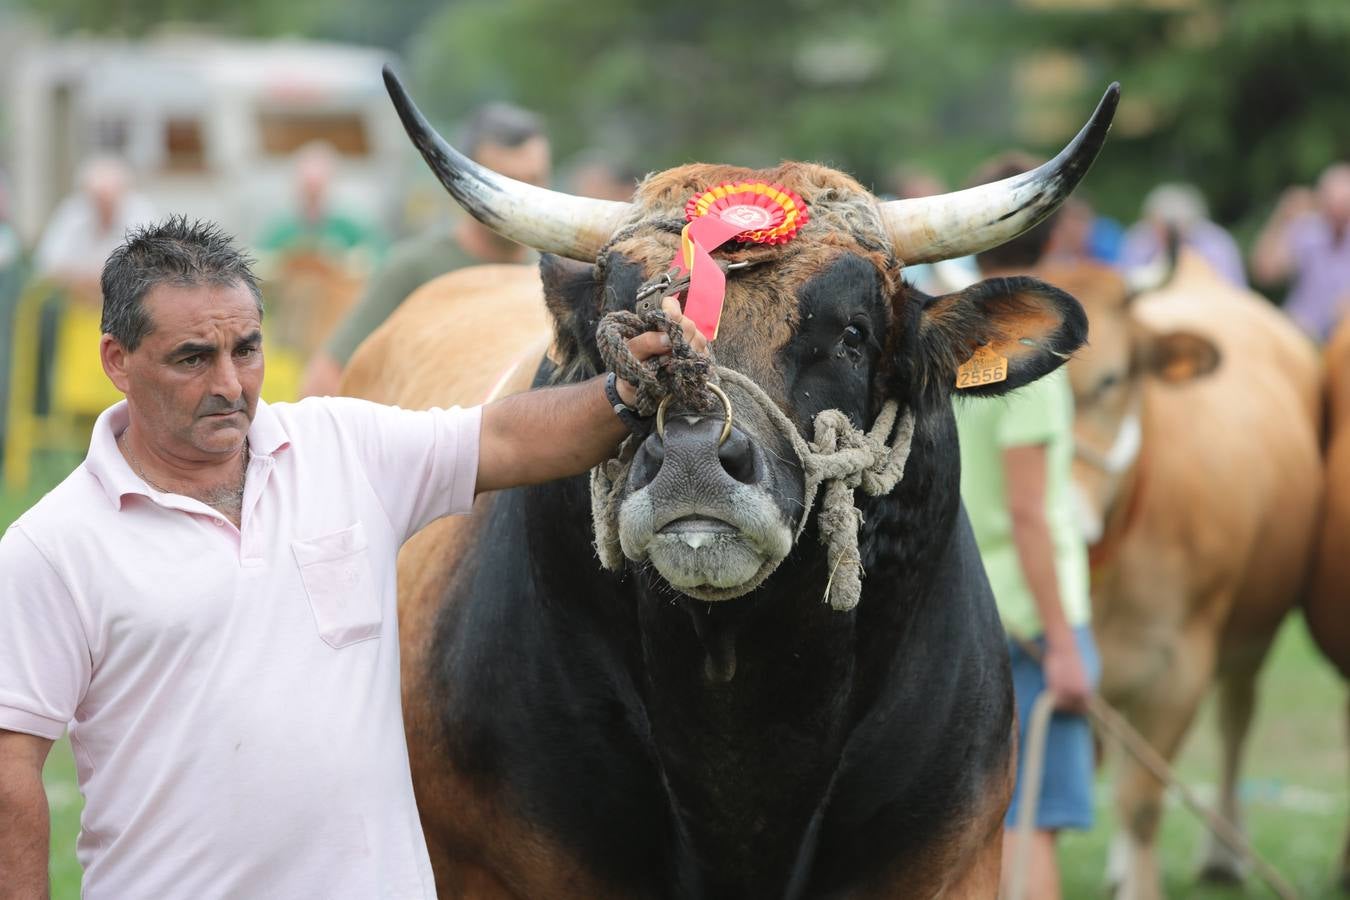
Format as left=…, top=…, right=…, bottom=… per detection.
left=417, top=249, right=1087, bottom=898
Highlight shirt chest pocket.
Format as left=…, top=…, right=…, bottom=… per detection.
left=291, top=523, right=381, bottom=648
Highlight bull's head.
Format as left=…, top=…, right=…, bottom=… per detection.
left=385, top=68, right=1116, bottom=599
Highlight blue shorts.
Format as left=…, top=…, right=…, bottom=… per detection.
left=1004, top=625, right=1100, bottom=831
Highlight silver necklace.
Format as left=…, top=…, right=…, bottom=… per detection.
left=119, top=430, right=249, bottom=513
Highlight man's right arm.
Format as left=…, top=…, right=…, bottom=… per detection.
left=0, top=729, right=53, bottom=900
left=1003, top=443, right=1091, bottom=714
left=0, top=526, right=88, bottom=897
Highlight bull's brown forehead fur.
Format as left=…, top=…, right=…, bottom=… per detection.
left=602, top=162, right=903, bottom=375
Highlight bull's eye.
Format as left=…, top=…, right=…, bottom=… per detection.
left=842, top=324, right=866, bottom=348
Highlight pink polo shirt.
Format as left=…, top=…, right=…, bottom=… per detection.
left=0, top=396, right=481, bottom=899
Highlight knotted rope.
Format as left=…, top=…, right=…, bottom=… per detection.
left=591, top=308, right=916, bottom=611
left=1006, top=634, right=1299, bottom=900
left=595, top=310, right=715, bottom=417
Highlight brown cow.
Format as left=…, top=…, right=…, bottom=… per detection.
left=1307, top=303, right=1350, bottom=888
left=1050, top=252, right=1321, bottom=900
left=341, top=69, right=1120, bottom=897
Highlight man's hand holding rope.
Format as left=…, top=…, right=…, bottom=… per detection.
left=475, top=296, right=709, bottom=494
left=612, top=296, right=710, bottom=408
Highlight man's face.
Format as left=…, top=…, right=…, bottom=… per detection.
left=466, top=136, right=552, bottom=255
left=474, top=135, right=551, bottom=188
left=297, top=153, right=335, bottom=221
left=87, top=172, right=126, bottom=231
left=102, top=280, right=264, bottom=459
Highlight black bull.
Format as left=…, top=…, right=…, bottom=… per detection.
left=407, top=270, right=1088, bottom=898
left=376, top=71, right=1112, bottom=898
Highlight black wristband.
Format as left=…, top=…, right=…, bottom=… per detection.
left=605, top=372, right=649, bottom=436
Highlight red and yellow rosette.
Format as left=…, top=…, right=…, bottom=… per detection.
left=673, top=181, right=808, bottom=339
left=683, top=181, right=809, bottom=246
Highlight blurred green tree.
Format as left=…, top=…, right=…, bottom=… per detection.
left=978, top=0, right=1350, bottom=230
left=19, top=0, right=1350, bottom=233
left=405, top=0, right=1011, bottom=194
left=405, top=0, right=1350, bottom=232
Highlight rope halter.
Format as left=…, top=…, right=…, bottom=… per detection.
left=592, top=309, right=915, bottom=611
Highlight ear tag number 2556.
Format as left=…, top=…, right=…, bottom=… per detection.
left=955, top=345, right=1008, bottom=389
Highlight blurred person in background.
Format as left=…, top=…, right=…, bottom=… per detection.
left=569, top=152, right=641, bottom=202
left=1043, top=196, right=1124, bottom=267
left=1253, top=162, right=1350, bottom=342
left=255, top=142, right=384, bottom=377
left=1120, top=182, right=1246, bottom=288
left=887, top=163, right=946, bottom=204
left=954, top=155, right=1097, bottom=900
left=257, top=141, right=384, bottom=262
left=0, top=171, right=19, bottom=276
left=0, top=169, right=21, bottom=310
left=0, top=170, right=25, bottom=466
left=300, top=102, right=550, bottom=398
left=34, top=157, right=156, bottom=291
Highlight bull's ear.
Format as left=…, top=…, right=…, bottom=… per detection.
left=918, top=275, right=1088, bottom=396
left=539, top=253, right=601, bottom=369
left=1137, top=329, right=1220, bottom=383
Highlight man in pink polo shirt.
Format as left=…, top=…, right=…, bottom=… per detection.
left=0, top=216, right=699, bottom=899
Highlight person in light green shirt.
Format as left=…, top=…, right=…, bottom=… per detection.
left=257, top=213, right=380, bottom=261
left=257, top=142, right=385, bottom=265
left=955, top=368, right=1091, bottom=639
left=953, top=153, right=1098, bottom=900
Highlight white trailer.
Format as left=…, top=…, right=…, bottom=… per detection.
left=6, top=34, right=409, bottom=246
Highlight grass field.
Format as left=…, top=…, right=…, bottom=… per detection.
left=4, top=462, right=1347, bottom=899
left=1062, top=618, right=1349, bottom=899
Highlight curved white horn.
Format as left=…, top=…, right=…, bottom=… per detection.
left=883, top=84, right=1120, bottom=265
left=383, top=66, right=632, bottom=262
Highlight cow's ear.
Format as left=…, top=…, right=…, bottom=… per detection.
left=1137, top=329, right=1220, bottom=383
left=539, top=253, right=601, bottom=369
left=917, top=275, right=1088, bottom=396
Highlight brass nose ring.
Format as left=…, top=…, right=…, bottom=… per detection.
left=655, top=383, right=734, bottom=446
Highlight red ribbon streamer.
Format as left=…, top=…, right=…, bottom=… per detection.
left=669, top=182, right=808, bottom=341
left=672, top=214, right=745, bottom=340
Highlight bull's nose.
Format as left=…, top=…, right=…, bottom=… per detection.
left=629, top=412, right=762, bottom=492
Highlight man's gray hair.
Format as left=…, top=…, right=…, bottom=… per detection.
left=101, top=216, right=263, bottom=351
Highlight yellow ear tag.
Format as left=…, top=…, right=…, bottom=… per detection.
left=955, top=345, right=1008, bottom=389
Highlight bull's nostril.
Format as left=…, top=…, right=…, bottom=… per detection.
left=630, top=418, right=760, bottom=490
left=718, top=429, right=761, bottom=485
left=645, top=433, right=665, bottom=465
left=629, top=432, right=665, bottom=491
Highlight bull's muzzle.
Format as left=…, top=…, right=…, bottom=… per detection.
left=618, top=401, right=796, bottom=598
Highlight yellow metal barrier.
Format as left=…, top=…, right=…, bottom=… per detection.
left=53, top=301, right=124, bottom=418
left=261, top=344, right=303, bottom=404
left=4, top=281, right=121, bottom=492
